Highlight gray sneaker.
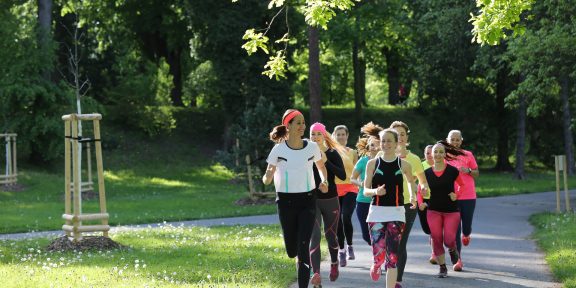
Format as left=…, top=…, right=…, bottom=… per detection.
left=438, top=264, right=448, bottom=278
left=347, top=246, right=355, bottom=260
left=339, top=250, right=347, bottom=267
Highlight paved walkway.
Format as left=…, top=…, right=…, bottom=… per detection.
left=1, top=191, right=573, bottom=288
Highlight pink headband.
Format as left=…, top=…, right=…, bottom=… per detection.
left=310, top=122, right=327, bottom=133
left=282, top=110, right=303, bottom=126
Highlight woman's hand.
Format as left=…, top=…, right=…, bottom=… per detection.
left=262, top=166, right=275, bottom=185
left=375, top=185, right=386, bottom=196
left=449, top=192, right=457, bottom=201
left=418, top=202, right=428, bottom=211
left=420, top=183, right=429, bottom=198
left=319, top=181, right=329, bottom=193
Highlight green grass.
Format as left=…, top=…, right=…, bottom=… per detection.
left=530, top=213, right=576, bottom=288
left=0, top=224, right=294, bottom=287
left=0, top=132, right=276, bottom=234
left=476, top=171, right=576, bottom=198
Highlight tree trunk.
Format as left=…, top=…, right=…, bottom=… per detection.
left=561, top=75, right=574, bottom=175
left=308, top=26, right=322, bottom=123
left=352, top=14, right=365, bottom=126
left=37, top=0, right=53, bottom=80
left=166, top=48, right=184, bottom=107
left=515, top=92, right=527, bottom=180
left=383, top=47, right=400, bottom=105
left=495, top=69, right=513, bottom=171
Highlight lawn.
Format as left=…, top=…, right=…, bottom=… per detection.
left=530, top=213, right=576, bottom=288
left=0, top=224, right=294, bottom=287
left=476, top=171, right=576, bottom=198
left=0, top=131, right=276, bottom=234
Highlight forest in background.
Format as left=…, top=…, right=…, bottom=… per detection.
left=0, top=0, right=574, bottom=179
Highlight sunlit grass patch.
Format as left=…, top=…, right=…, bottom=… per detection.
left=0, top=224, right=294, bottom=287
left=530, top=213, right=576, bottom=288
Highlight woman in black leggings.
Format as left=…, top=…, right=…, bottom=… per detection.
left=332, top=125, right=359, bottom=267
left=263, top=109, right=329, bottom=288
left=309, top=122, right=346, bottom=287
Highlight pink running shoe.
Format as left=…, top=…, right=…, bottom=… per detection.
left=329, top=263, right=339, bottom=281
left=453, top=259, right=463, bottom=271
left=310, top=272, right=321, bottom=287
left=370, top=264, right=381, bottom=281
left=462, top=235, right=471, bottom=246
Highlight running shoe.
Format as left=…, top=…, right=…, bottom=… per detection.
left=395, top=283, right=403, bottom=288
left=329, top=263, right=339, bottom=281
left=438, top=264, right=448, bottom=278
left=339, top=251, right=347, bottom=267
left=448, top=249, right=459, bottom=265
left=429, top=253, right=438, bottom=265
left=370, top=264, right=381, bottom=281
left=462, top=235, right=471, bottom=246
left=310, top=273, right=321, bottom=287
left=453, top=259, right=463, bottom=272
left=348, top=245, right=355, bottom=260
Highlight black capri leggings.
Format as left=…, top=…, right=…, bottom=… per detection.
left=277, top=191, right=317, bottom=288
left=338, top=192, right=357, bottom=248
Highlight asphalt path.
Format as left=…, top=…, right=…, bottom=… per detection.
left=1, top=191, right=573, bottom=288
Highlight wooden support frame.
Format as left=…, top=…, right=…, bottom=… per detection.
left=62, top=113, right=109, bottom=241
left=554, top=155, right=572, bottom=213
left=0, top=133, right=17, bottom=185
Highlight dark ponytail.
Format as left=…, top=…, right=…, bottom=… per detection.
left=269, top=109, right=301, bottom=143
left=436, top=140, right=465, bottom=161
left=361, top=121, right=384, bottom=138
left=269, top=125, right=288, bottom=143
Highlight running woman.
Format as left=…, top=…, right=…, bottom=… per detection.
left=364, top=128, right=417, bottom=288
left=351, top=122, right=383, bottom=245
left=332, top=125, right=359, bottom=266
left=418, top=145, right=436, bottom=264
left=446, top=130, right=479, bottom=271
left=388, top=121, right=429, bottom=288
left=424, top=141, right=466, bottom=278
left=263, top=109, right=329, bottom=288
left=309, top=122, right=346, bottom=287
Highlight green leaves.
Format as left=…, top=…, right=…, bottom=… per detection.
left=239, top=0, right=360, bottom=79
left=262, top=51, right=287, bottom=80
left=305, top=0, right=358, bottom=29
left=241, top=29, right=270, bottom=55
left=470, top=0, right=534, bottom=45
left=268, top=0, right=285, bottom=9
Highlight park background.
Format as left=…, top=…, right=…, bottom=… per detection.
left=1, top=0, right=575, bottom=287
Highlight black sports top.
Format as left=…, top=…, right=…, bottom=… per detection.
left=370, top=157, right=404, bottom=207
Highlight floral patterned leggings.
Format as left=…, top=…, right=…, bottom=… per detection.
left=369, top=221, right=405, bottom=270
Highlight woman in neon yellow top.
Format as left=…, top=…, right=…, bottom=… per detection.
left=389, top=121, right=429, bottom=288
left=332, top=125, right=358, bottom=267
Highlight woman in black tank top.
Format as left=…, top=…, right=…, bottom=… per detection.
left=363, top=128, right=417, bottom=286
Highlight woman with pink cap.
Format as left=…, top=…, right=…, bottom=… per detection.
left=308, top=122, right=346, bottom=287
left=263, top=109, right=329, bottom=288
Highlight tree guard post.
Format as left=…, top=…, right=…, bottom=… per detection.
left=62, top=113, right=110, bottom=241
left=554, top=155, right=571, bottom=213
left=0, top=133, right=18, bottom=186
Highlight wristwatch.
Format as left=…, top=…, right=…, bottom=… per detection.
left=321, top=180, right=329, bottom=187
left=467, top=168, right=472, bottom=174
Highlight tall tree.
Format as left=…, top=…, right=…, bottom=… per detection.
left=514, top=91, right=527, bottom=179
left=560, top=75, right=574, bottom=175
left=37, top=0, right=53, bottom=80
left=308, top=25, right=322, bottom=123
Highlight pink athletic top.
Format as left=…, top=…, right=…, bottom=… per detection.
left=446, top=150, right=478, bottom=200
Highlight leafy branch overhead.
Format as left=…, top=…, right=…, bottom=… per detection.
left=470, top=0, right=534, bottom=45
left=238, top=0, right=360, bottom=79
